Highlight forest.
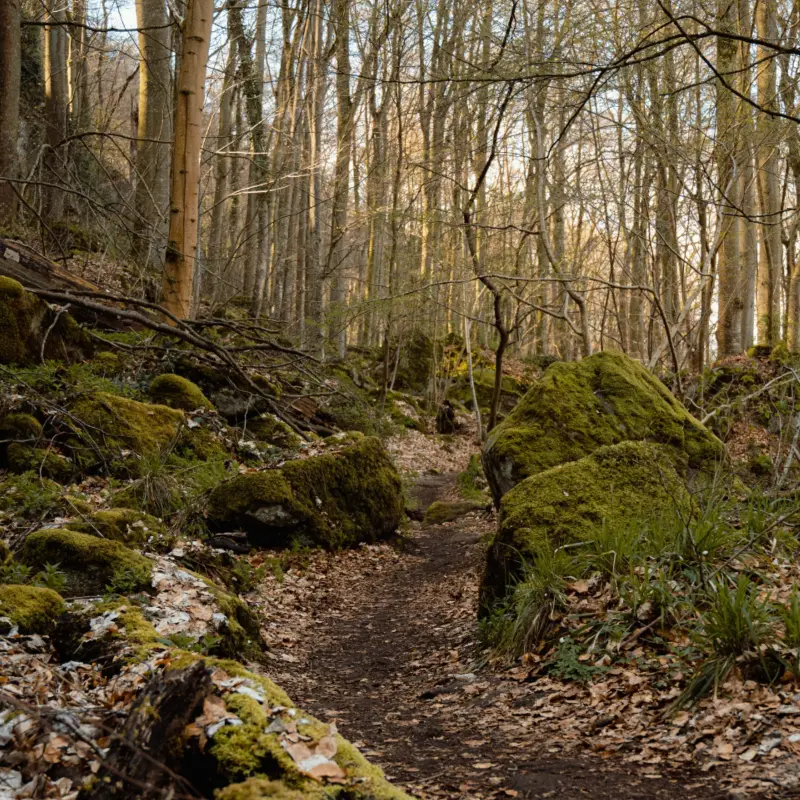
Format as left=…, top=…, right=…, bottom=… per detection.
left=3, top=0, right=800, bottom=798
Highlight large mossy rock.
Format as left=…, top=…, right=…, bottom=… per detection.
left=65, top=508, right=166, bottom=545
left=243, top=413, right=302, bottom=449
left=480, top=441, right=688, bottom=610
left=68, top=392, right=185, bottom=474
left=0, top=584, right=65, bottom=634
left=149, top=373, right=214, bottom=411
left=0, top=277, right=92, bottom=364
left=207, top=437, right=403, bottom=548
left=482, top=351, right=723, bottom=504
left=19, top=528, right=153, bottom=596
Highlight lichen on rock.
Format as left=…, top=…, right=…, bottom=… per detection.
left=482, top=350, right=723, bottom=504
left=0, top=583, right=65, bottom=634
left=480, top=441, right=688, bottom=610
left=207, top=437, right=403, bottom=549
left=149, top=373, right=214, bottom=411
left=19, top=528, right=153, bottom=596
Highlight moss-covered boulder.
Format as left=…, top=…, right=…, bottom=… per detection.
left=65, top=508, right=166, bottom=545
left=168, top=656, right=413, bottom=800
left=482, top=351, right=723, bottom=503
left=207, top=437, right=403, bottom=549
left=0, top=584, right=65, bottom=634
left=480, top=441, right=688, bottom=610
left=149, top=373, right=214, bottom=411
left=243, top=414, right=302, bottom=449
left=0, top=412, right=42, bottom=444
left=7, top=442, right=73, bottom=481
left=19, top=528, right=153, bottom=596
left=68, top=392, right=185, bottom=474
left=0, top=276, right=92, bottom=364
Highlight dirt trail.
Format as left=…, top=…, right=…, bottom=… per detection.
left=274, top=473, right=743, bottom=800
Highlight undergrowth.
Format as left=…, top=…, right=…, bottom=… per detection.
left=485, top=483, right=800, bottom=706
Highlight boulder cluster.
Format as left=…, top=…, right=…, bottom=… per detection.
left=480, top=351, right=724, bottom=610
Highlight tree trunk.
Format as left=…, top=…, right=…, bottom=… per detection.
left=43, top=3, right=68, bottom=221
left=715, top=0, right=744, bottom=357
left=161, top=0, right=213, bottom=319
left=0, top=0, right=21, bottom=221
left=326, top=0, right=355, bottom=357
left=135, top=0, right=173, bottom=273
left=756, top=0, right=782, bottom=346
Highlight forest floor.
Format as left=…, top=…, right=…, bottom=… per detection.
left=250, top=431, right=800, bottom=800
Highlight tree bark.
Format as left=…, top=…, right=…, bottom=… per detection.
left=161, top=0, right=214, bottom=319
left=0, top=0, right=21, bottom=221
left=756, top=0, right=782, bottom=346
left=135, top=0, right=173, bottom=273
left=43, top=3, right=69, bottom=221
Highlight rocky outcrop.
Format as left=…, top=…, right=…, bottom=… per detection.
left=482, top=351, right=722, bottom=504
left=207, top=437, right=404, bottom=548
left=480, top=352, right=724, bottom=610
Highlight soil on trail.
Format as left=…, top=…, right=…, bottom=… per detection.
left=275, top=474, right=734, bottom=800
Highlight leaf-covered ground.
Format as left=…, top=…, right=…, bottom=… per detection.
left=245, top=433, right=800, bottom=800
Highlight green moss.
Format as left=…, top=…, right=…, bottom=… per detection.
left=0, top=540, right=10, bottom=565
left=190, top=571, right=267, bottom=660
left=0, top=279, right=92, bottom=364
left=149, top=373, right=214, bottom=411
left=68, top=392, right=185, bottom=475
left=7, top=443, right=73, bottom=481
left=244, top=415, right=302, bottom=449
left=0, top=583, right=65, bottom=633
left=480, top=441, right=688, bottom=610
left=483, top=351, right=723, bottom=503
left=749, top=453, right=774, bottom=476
left=166, top=656, right=412, bottom=800
left=0, top=413, right=42, bottom=442
left=215, top=779, right=310, bottom=800
left=65, top=508, right=165, bottom=545
left=19, top=528, right=152, bottom=597
left=207, top=438, right=404, bottom=549
left=0, top=472, right=65, bottom=519
left=423, top=499, right=486, bottom=525
left=0, top=276, right=25, bottom=299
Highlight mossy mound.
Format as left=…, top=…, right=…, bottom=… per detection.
left=449, top=366, right=525, bottom=413
left=0, top=540, right=10, bottom=564
left=68, top=392, right=185, bottom=475
left=0, top=412, right=42, bottom=443
left=0, top=584, right=65, bottom=634
left=482, top=351, right=723, bottom=503
left=149, top=373, right=214, bottom=411
left=207, top=437, right=403, bottom=549
left=65, top=508, right=166, bottom=545
left=169, top=656, right=412, bottom=800
left=388, top=330, right=434, bottom=392
left=0, top=277, right=92, bottom=364
left=0, top=472, right=66, bottom=519
left=7, top=443, right=73, bottom=481
left=243, top=414, right=302, bottom=450
left=423, top=499, right=486, bottom=525
left=19, top=528, right=153, bottom=596
left=480, top=441, right=688, bottom=610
